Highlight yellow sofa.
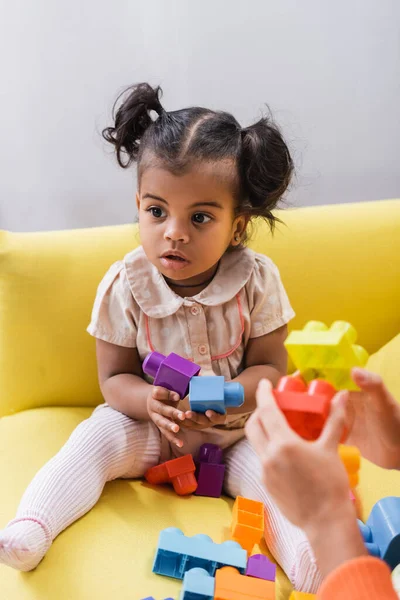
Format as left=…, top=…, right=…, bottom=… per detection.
left=1, top=199, right=400, bottom=600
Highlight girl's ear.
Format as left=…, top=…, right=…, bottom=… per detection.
left=231, top=215, right=249, bottom=246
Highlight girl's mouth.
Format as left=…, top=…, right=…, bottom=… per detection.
left=160, top=255, right=190, bottom=271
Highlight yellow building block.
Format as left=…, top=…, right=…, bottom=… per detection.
left=231, top=496, right=264, bottom=555
left=285, top=321, right=369, bottom=390
left=289, top=592, right=316, bottom=599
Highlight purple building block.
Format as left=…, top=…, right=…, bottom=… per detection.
left=143, top=351, right=201, bottom=399
left=195, top=443, right=225, bottom=498
left=246, top=554, right=276, bottom=581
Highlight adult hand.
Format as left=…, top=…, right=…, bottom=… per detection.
left=341, top=368, right=400, bottom=469
left=245, top=379, right=350, bottom=531
left=146, top=386, right=186, bottom=447
left=245, top=379, right=367, bottom=578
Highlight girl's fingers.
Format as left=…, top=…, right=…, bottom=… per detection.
left=184, top=411, right=210, bottom=426
left=151, top=413, right=183, bottom=447
left=152, top=386, right=180, bottom=404
left=351, top=368, right=394, bottom=408
left=205, top=410, right=226, bottom=425
left=153, top=400, right=185, bottom=421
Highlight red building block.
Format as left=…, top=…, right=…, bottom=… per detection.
left=145, top=454, right=197, bottom=495
left=214, top=566, right=275, bottom=600
left=273, top=376, right=336, bottom=441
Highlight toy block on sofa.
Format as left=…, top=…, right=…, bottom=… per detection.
left=180, top=568, right=215, bottom=600
left=363, top=497, right=400, bottom=569
left=246, top=553, right=276, bottom=581
left=195, top=443, right=225, bottom=498
left=214, top=566, right=275, bottom=600
left=272, top=376, right=335, bottom=441
left=289, top=592, right=317, bottom=599
left=153, top=527, right=247, bottom=580
left=143, top=351, right=201, bottom=399
left=145, top=454, right=197, bottom=495
left=285, top=321, right=369, bottom=390
left=338, top=445, right=361, bottom=488
left=231, top=497, right=264, bottom=555
left=189, top=376, right=244, bottom=414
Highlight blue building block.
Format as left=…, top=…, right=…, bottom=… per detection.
left=189, top=376, right=244, bottom=414
left=153, top=527, right=247, bottom=580
left=365, top=497, right=400, bottom=569
left=357, top=519, right=381, bottom=557
left=180, top=568, right=215, bottom=600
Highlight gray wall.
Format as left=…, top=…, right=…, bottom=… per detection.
left=1, top=0, right=399, bottom=232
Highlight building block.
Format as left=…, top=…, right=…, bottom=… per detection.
left=231, top=497, right=264, bottom=555
left=189, top=376, right=244, bottom=414
left=289, top=592, right=317, bottom=599
left=145, top=454, right=197, bottom=495
left=285, top=320, right=369, bottom=390
left=153, top=527, right=247, bottom=580
left=180, top=568, right=215, bottom=600
left=338, top=445, right=360, bottom=488
left=273, top=375, right=336, bottom=441
left=143, top=351, right=201, bottom=399
left=195, top=443, right=225, bottom=498
left=246, top=553, right=276, bottom=581
left=364, top=497, right=400, bottom=569
left=214, top=566, right=275, bottom=600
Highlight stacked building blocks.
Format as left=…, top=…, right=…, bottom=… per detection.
left=231, top=497, right=264, bottom=555
left=195, top=443, right=225, bottom=498
left=153, top=527, right=247, bottom=580
left=214, top=566, right=275, bottom=600
left=189, top=376, right=244, bottom=415
left=338, top=445, right=361, bottom=488
left=272, top=375, right=336, bottom=441
left=246, top=553, right=276, bottom=581
left=358, top=497, right=400, bottom=568
left=145, top=454, right=197, bottom=495
left=143, top=351, right=201, bottom=399
left=180, top=568, right=215, bottom=600
left=284, top=320, right=369, bottom=390
left=289, top=592, right=317, bottom=599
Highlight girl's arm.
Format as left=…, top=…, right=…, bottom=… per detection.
left=96, top=339, right=151, bottom=420
left=228, top=324, right=288, bottom=415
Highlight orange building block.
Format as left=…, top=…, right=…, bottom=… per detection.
left=231, top=496, right=264, bottom=554
left=339, top=445, right=361, bottom=488
left=273, top=376, right=336, bottom=441
left=289, top=592, right=316, bottom=599
left=214, top=566, right=275, bottom=600
left=145, top=454, right=197, bottom=495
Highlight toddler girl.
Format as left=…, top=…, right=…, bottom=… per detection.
left=0, top=83, right=321, bottom=592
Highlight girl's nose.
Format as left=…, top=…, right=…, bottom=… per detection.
left=163, top=221, right=190, bottom=244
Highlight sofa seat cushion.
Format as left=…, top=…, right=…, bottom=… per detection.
left=0, top=406, right=291, bottom=599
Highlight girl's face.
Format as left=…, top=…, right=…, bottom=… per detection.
left=137, top=162, right=247, bottom=288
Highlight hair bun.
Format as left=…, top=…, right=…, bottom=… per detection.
left=102, top=83, right=164, bottom=168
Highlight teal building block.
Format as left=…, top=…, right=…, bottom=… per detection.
left=180, top=568, right=215, bottom=600
left=153, top=527, right=247, bottom=580
left=189, top=376, right=244, bottom=414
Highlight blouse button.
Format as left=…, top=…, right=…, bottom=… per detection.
left=198, top=344, right=208, bottom=355
left=190, top=306, right=200, bottom=316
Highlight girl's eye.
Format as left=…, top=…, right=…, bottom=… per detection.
left=147, top=206, right=166, bottom=218
left=192, top=213, right=212, bottom=224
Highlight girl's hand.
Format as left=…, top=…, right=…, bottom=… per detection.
left=342, top=368, right=400, bottom=469
left=245, top=379, right=351, bottom=533
left=146, top=386, right=186, bottom=447
left=181, top=409, right=227, bottom=430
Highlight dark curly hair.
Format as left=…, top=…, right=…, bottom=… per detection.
left=103, top=83, right=293, bottom=233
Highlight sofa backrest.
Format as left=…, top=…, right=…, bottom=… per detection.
left=1, top=200, right=399, bottom=417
